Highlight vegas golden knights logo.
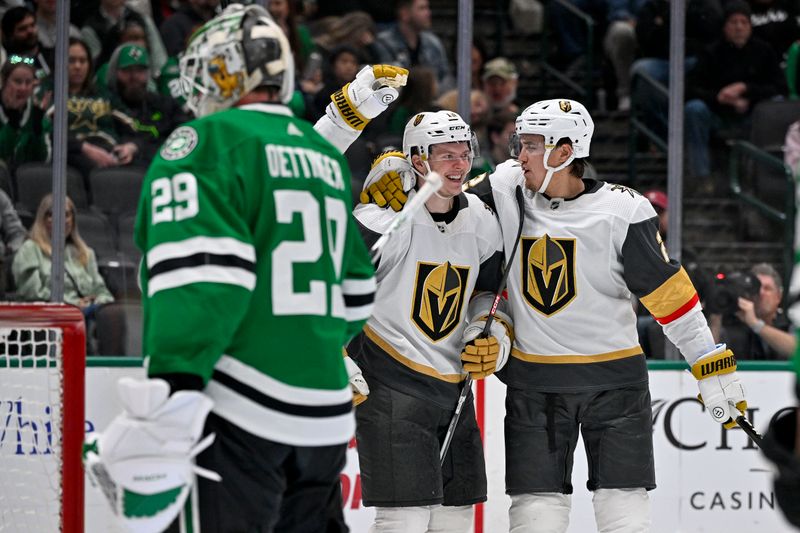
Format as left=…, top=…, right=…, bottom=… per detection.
left=413, top=113, right=425, bottom=126
left=411, top=261, right=470, bottom=341
left=521, top=234, right=577, bottom=316
left=559, top=100, right=572, bottom=113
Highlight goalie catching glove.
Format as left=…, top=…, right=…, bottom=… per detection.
left=84, top=377, right=220, bottom=533
left=360, top=150, right=415, bottom=211
left=327, top=64, right=408, bottom=132
left=692, top=344, right=747, bottom=429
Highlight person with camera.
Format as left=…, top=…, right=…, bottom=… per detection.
left=709, top=263, right=796, bottom=360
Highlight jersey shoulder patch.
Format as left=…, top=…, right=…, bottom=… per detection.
left=160, top=125, right=199, bottom=161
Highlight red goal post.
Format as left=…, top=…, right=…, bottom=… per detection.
left=0, top=303, right=85, bottom=533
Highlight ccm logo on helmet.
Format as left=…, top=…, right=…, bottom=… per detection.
left=449, top=126, right=466, bottom=130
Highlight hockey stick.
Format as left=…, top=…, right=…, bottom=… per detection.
left=736, top=415, right=764, bottom=448
left=440, top=185, right=526, bottom=465
left=370, top=172, right=443, bottom=262
left=698, top=393, right=764, bottom=447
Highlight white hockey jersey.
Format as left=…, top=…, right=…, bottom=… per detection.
left=348, top=191, right=504, bottom=408
left=480, top=161, right=708, bottom=392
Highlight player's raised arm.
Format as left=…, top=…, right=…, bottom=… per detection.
left=313, top=64, right=408, bottom=153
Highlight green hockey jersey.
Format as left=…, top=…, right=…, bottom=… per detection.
left=135, top=103, right=376, bottom=446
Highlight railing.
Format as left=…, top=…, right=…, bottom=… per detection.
left=538, top=0, right=595, bottom=107
left=727, top=139, right=796, bottom=290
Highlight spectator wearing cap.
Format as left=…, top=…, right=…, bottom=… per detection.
left=684, top=0, right=785, bottom=190
left=1, top=6, right=53, bottom=82
left=81, top=0, right=167, bottom=76
left=373, top=0, right=453, bottom=94
left=481, top=57, right=519, bottom=114
left=105, top=43, right=190, bottom=165
left=643, top=189, right=668, bottom=237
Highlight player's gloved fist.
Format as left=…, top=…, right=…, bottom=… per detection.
left=692, top=344, right=747, bottom=429
left=460, top=320, right=511, bottom=380
left=345, top=356, right=369, bottom=406
left=328, top=65, right=408, bottom=131
left=360, top=150, right=415, bottom=211
left=84, top=377, right=220, bottom=533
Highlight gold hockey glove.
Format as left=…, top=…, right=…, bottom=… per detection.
left=360, top=150, right=415, bottom=211
left=460, top=319, right=511, bottom=380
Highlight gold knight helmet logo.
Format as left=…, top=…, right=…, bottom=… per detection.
left=559, top=100, right=572, bottom=113
left=521, top=234, right=577, bottom=316
left=411, top=261, right=470, bottom=341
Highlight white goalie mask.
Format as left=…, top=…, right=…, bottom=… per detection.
left=402, top=111, right=478, bottom=169
left=179, top=3, right=295, bottom=117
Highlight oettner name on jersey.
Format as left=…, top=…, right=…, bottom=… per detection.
left=265, top=144, right=345, bottom=191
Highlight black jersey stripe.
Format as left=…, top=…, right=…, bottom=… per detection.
left=149, top=253, right=256, bottom=278
left=211, top=369, right=353, bottom=418
left=344, top=291, right=375, bottom=308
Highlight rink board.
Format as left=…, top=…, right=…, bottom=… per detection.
left=70, top=361, right=797, bottom=532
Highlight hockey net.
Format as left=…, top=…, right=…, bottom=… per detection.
left=0, top=303, right=85, bottom=532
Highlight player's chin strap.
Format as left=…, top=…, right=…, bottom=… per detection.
left=536, top=147, right=574, bottom=195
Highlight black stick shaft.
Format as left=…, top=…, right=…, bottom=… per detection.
left=440, top=185, right=525, bottom=465
left=736, top=415, right=763, bottom=448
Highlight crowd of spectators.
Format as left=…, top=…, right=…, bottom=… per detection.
left=0, top=0, right=794, bottom=359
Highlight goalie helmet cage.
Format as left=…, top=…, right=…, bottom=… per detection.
left=0, top=303, right=85, bottom=533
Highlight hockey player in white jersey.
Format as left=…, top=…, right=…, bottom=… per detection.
left=478, top=99, right=748, bottom=533
left=346, top=110, right=510, bottom=533
left=361, top=99, right=750, bottom=532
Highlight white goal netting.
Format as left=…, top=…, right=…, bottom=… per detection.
left=0, top=327, right=65, bottom=532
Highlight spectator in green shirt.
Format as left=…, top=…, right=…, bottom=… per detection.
left=0, top=55, right=51, bottom=172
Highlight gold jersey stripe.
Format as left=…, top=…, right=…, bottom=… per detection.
left=364, top=325, right=466, bottom=383
left=510, top=345, right=643, bottom=364
left=639, top=267, right=697, bottom=320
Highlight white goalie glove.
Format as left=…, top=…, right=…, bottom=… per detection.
left=360, top=150, right=416, bottom=211
left=84, top=377, right=220, bottom=533
left=692, top=344, right=748, bottom=429
left=344, top=356, right=369, bottom=406
left=326, top=64, right=408, bottom=132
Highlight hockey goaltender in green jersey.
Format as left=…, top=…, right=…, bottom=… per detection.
left=134, top=102, right=376, bottom=445
left=86, top=4, right=410, bottom=531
